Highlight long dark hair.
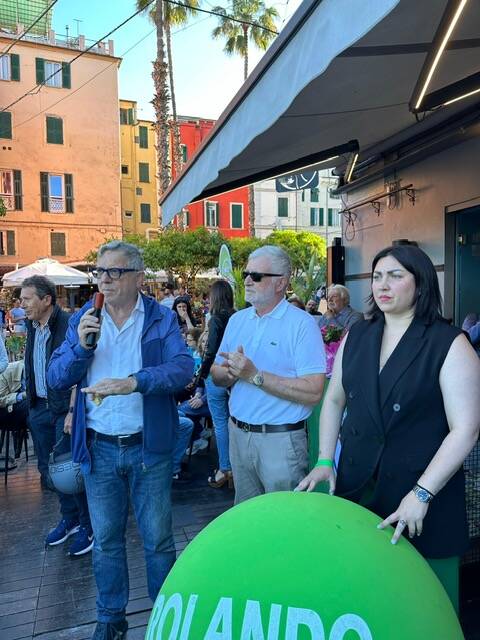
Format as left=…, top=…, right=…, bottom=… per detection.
left=367, top=245, right=442, bottom=324
left=209, top=280, right=234, bottom=316
left=172, top=296, right=196, bottom=326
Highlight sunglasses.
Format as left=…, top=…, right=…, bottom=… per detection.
left=93, top=267, right=138, bottom=280
left=242, top=271, right=284, bottom=283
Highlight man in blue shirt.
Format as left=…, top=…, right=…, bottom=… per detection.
left=47, top=241, right=193, bottom=640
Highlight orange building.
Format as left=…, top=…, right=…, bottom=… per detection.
left=170, top=117, right=250, bottom=237
left=0, top=26, right=122, bottom=272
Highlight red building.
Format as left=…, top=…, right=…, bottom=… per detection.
left=170, top=117, right=250, bottom=237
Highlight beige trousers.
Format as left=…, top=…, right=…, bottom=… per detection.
left=229, top=418, right=308, bottom=505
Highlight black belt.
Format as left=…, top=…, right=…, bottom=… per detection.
left=87, top=429, right=143, bottom=447
left=231, top=416, right=305, bottom=433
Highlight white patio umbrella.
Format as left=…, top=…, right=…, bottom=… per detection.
left=2, top=258, right=89, bottom=287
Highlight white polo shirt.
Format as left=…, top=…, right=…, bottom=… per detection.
left=86, top=294, right=144, bottom=435
left=216, top=299, right=326, bottom=425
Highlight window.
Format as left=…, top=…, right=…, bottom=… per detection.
left=205, top=201, right=219, bottom=227
left=46, top=116, right=63, bottom=144
left=277, top=197, right=288, bottom=217
left=6, top=230, right=15, bottom=255
left=180, top=144, right=188, bottom=164
left=309, top=207, right=325, bottom=226
left=139, top=162, right=150, bottom=183
left=231, top=203, right=243, bottom=229
left=0, top=169, right=14, bottom=210
left=0, top=230, right=16, bottom=255
left=40, top=173, right=74, bottom=213
left=0, top=112, right=12, bottom=139
left=119, top=108, right=134, bottom=125
left=36, top=58, right=71, bottom=88
left=51, top=232, right=66, bottom=256
left=139, top=126, right=148, bottom=148
left=310, top=188, right=319, bottom=203
left=327, top=208, right=341, bottom=226
left=183, top=209, right=190, bottom=226
left=136, top=187, right=143, bottom=196
left=124, top=210, right=133, bottom=217
left=140, top=203, right=151, bottom=224
left=121, top=165, right=129, bottom=175
left=0, top=54, right=20, bottom=81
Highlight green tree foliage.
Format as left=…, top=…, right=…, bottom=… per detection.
left=227, top=236, right=264, bottom=268
left=265, top=230, right=326, bottom=275
left=291, top=252, right=326, bottom=304
left=144, top=227, right=226, bottom=284
left=0, top=197, right=6, bottom=217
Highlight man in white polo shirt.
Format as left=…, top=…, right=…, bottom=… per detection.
left=211, top=245, right=326, bottom=504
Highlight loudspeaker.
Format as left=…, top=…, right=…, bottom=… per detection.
left=327, top=239, right=345, bottom=285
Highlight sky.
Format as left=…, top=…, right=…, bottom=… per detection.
left=51, top=0, right=302, bottom=122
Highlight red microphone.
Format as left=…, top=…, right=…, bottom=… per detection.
left=85, top=292, right=104, bottom=348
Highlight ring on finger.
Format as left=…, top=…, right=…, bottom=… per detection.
left=398, top=519, right=407, bottom=528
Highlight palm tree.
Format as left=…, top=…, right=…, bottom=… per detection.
left=137, top=0, right=199, bottom=230
left=212, top=0, right=278, bottom=236
left=137, top=0, right=171, bottom=226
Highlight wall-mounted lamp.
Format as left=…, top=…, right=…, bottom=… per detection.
left=418, top=70, right=480, bottom=111
left=409, top=0, right=469, bottom=113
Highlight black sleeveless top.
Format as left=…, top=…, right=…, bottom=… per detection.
left=337, top=315, right=469, bottom=558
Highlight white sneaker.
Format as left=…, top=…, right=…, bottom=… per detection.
left=200, top=427, right=213, bottom=438
left=186, top=438, right=209, bottom=455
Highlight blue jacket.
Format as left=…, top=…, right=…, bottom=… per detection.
left=46, top=294, right=194, bottom=472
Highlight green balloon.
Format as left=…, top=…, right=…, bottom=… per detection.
left=146, top=492, right=463, bottom=639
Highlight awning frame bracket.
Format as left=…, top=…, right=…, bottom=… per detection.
left=340, top=184, right=415, bottom=218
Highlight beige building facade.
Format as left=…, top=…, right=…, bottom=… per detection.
left=0, top=28, right=122, bottom=270
left=119, top=99, right=159, bottom=239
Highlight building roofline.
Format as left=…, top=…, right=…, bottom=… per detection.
left=0, top=33, right=122, bottom=62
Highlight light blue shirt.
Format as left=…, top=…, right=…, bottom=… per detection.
left=33, top=321, right=50, bottom=399
left=86, top=294, right=144, bottom=435
left=0, top=337, right=8, bottom=374
left=216, top=299, right=326, bottom=425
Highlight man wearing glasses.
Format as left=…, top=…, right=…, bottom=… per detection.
left=47, top=241, right=194, bottom=640
left=211, top=245, right=326, bottom=504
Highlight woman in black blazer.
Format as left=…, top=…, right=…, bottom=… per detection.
left=297, top=244, right=480, bottom=609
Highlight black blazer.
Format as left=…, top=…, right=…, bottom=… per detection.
left=25, top=305, right=72, bottom=416
left=336, top=315, right=469, bottom=558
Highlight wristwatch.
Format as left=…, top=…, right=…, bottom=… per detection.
left=250, top=370, right=264, bottom=387
left=413, top=483, right=434, bottom=503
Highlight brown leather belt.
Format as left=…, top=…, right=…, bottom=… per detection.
left=87, top=429, right=143, bottom=447
left=231, top=416, right=305, bottom=433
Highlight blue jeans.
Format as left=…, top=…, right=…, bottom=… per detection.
left=205, top=377, right=231, bottom=471
left=172, top=415, right=194, bottom=473
left=83, top=436, right=175, bottom=623
left=29, top=399, right=90, bottom=526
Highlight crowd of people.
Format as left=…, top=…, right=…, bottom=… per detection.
left=1, top=239, right=479, bottom=639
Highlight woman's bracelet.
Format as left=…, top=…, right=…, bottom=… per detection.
left=315, top=458, right=333, bottom=468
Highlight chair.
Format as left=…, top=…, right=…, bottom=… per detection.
left=0, top=413, right=29, bottom=486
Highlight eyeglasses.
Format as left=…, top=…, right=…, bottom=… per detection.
left=242, top=271, right=284, bottom=283
left=93, top=267, right=138, bottom=280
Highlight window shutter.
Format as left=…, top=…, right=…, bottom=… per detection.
left=231, top=204, right=242, bottom=229
left=140, top=203, right=151, bottom=224
left=139, top=126, right=148, bottom=148
left=6, top=230, right=15, bottom=256
left=0, top=112, right=12, bottom=139
left=10, top=54, right=20, bottom=81
left=13, top=170, right=22, bottom=210
left=40, top=172, right=49, bottom=211
left=61, top=62, right=71, bottom=88
left=328, top=207, right=333, bottom=226
left=51, top=232, right=66, bottom=256
left=128, top=108, right=134, bottom=125
left=139, top=162, right=149, bottom=182
left=46, top=116, right=63, bottom=144
left=310, top=208, right=316, bottom=226
left=215, top=203, right=219, bottom=227
left=35, top=58, right=45, bottom=83
left=319, top=207, right=324, bottom=226
left=311, top=188, right=319, bottom=203
left=65, top=174, right=74, bottom=213
left=278, top=197, right=288, bottom=217
left=185, top=210, right=190, bottom=226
